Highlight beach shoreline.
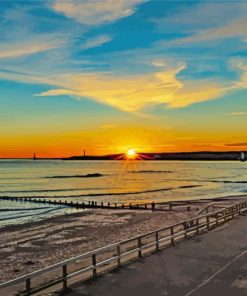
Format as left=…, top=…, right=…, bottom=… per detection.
left=1, top=196, right=245, bottom=284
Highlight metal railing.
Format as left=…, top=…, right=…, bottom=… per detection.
left=1, top=201, right=246, bottom=296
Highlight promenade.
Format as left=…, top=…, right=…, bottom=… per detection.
left=66, top=214, right=247, bottom=296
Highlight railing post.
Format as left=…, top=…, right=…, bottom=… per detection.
left=117, top=244, right=121, bottom=267
left=223, top=209, right=226, bottom=223
left=183, top=223, right=188, bottom=238
left=138, top=237, right=142, bottom=258
left=216, top=213, right=219, bottom=226
left=62, top=264, right=67, bottom=290
left=26, top=278, right=31, bottom=296
left=171, top=226, right=175, bottom=245
left=155, top=231, right=159, bottom=251
left=196, top=218, right=200, bottom=234
left=207, top=216, right=210, bottom=230
left=92, top=254, right=97, bottom=277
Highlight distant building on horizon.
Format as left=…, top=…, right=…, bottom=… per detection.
left=240, top=152, right=246, bottom=162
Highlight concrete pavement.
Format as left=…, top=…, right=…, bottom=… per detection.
left=59, top=214, right=247, bottom=296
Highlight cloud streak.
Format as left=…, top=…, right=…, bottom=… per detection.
left=0, top=39, right=63, bottom=59
left=225, top=143, right=247, bottom=147
left=34, top=65, right=232, bottom=112
left=81, top=35, right=113, bottom=50
left=52, top=0, right=145, bottom=25
left=228, top=112, right=247, bottom=116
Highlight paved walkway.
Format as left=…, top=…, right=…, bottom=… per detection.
left=63, top=214, right=247, bottom=296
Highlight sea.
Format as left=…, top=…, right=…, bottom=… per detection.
left=0, top=160, right=247, bottom=227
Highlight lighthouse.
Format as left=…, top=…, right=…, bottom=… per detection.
left=240, top=152, right=246, bottom=162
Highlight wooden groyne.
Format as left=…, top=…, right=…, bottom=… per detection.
left=0, top=201, right=246, bottom=296
left=0, top=195, right=241, bottom=212
left=0, top=196, right=159, bottom=211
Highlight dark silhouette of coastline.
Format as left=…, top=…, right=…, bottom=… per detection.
left=1, top=151, right=246, bottom=161
left=62, top=151, right=247, bottom=161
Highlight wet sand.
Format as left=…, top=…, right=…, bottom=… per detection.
left=0, top=197, right=244, bottom=284
left=0, top=206, right=203, bottom=283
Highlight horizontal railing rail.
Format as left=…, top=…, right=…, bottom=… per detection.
left=1, top=200, right=246, bottom=296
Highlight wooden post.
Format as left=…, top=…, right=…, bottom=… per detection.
left=183, top=222, right=188, bottom=238
left=207, top=216, right=210, bottom=230
left=196, top=218, right=199, bottom=234
left=92, top=254, right=97, bottom=277
left=155, top=231, right=159, bottom=251
left=138, top=237, right=142, bottom=258
left=62, top=265, right=67, bottom=290
left=116, top=244, right=121, bottom=267
left=26, top=278, right=31, bottom=296
left=224, top=210, right=227, bottom=223
left=171, top=226, right=175, bottom=245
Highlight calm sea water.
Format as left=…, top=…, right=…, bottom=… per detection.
left=0, top=160, right=247, bottom=226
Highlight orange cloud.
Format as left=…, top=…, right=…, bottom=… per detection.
left=37, top=65, right=230, bottom=112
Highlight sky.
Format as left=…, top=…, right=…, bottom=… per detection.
left=0, top=0, right=247, bottom=158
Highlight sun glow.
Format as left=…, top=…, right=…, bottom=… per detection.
left=126, top=149, right=136, bottom=158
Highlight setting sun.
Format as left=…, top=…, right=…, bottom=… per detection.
left=126, top=149, right=136, bottom=158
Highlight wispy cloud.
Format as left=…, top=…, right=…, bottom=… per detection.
left=52, top=0, right=145, bottom=25
left=169, top=20, right=247, bottom=46
left=33, top=64, right=232, bottom=112
left=152, top=59, right=166, bottom=68
left=0, top=39, right=63, bottom=59
left=154, top=2, right=247, bottom=45
left=81, top=35, right=113, bottom=50
left=228, top=112, right=247, bottom=116
left=225, top=142, right=247, bottom=147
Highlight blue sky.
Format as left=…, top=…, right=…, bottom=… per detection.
left=0, top=0, right=247, bottom=157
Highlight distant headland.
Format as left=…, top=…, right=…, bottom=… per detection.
left=1, top=151, right=246, bottom=161
left=62, top=151, right=247, bottom=161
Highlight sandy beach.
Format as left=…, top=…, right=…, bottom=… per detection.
left=0, top=204, right=208, bottom=283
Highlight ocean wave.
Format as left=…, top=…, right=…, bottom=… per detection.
left=162, top=178, right=247, bottom=184
left=0, top=187, right=107, bottom=193
left=0, top=207, right=54, bottom=211
left=0, top=207, right=62, bottom=222
left=218, top=180, right=247, bottom=184
left=0, top=185, right=201, bottom=199
left=131, top=170, right=173, bottom=174
left=46, top=173, right=103, bottom=179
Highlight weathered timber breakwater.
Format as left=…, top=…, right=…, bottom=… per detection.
left=0, top=195, right=243, bottom=212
